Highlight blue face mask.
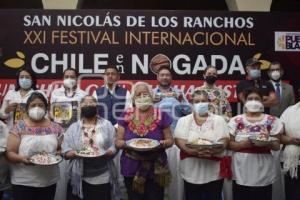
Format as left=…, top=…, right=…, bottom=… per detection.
left=249, top=69, right=261, bottom=79
left=19, top=78, right=32, bottom=89
left=193, top=102, right=209, bottom=116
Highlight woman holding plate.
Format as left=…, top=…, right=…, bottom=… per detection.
left=228, top=87, right=282, bottom=200
left=174, top=89, right=230, bottom=200
left=115, top=81, right=174, bottom=200
left=6, top=92, right=63, bottom=200
left=62, top=95, right=119, bottom=200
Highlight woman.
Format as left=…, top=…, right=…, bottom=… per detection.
left=228, top=87, right=282, bottom=200
left=62, top=95, right=119, bottom=200
left=280, top=101, right=300, bottom=200
left=175, top=89, right=230, bottom=200
left=115, top=81, right=174, bottom=200
left=0, top=68, right=37, bottom=129
left=195, top=65, right=232, bottom=122
left=6, top=92, right=63, bottom=200
left=50, top=67, right=86, bottom=110
left=50, top=68, right=86, bottom=200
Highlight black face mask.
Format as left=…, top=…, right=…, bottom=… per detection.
left=205, top=75, right=217, bottom=85
left=81, top=106, right=97, bottom=118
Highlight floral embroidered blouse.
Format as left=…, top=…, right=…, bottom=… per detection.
left=195, top=85, right=232, bottom=122
left=118, top=108, right=172, bottom=177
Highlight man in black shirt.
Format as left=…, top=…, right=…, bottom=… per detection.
left=237, top=58, right=278, bottom=114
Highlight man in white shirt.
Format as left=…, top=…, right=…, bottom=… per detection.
left=50, top=68, right=87, bottom=128
left=268, top=61, right=295, bottom=117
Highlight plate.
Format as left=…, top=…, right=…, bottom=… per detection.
left=249, top=135, right=278, bottom=147
left=30, top=153, right=62, bottom=166
left=75, top=147, right=104, bottom=158
left=126, top=138, right=160, bottom=151
left=186, top=142, right=224, bottom=149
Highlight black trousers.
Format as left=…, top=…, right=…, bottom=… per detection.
left=124, top=177, right=164, bottom=200
left=285, top=166, right=300, bottom=200
left=12, top=184, right=56, bottom=200
left=184, top=179, right=223, bottom=200
left=67, top=181, right=111, bottom=200
left=233, top=181, right=272, bottom=200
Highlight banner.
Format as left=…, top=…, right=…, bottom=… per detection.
left=0, top=10, right=300, bottom=105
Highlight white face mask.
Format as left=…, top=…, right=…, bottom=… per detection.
left=193, top=102, right=209, bottom=116
left=19, top=78, right=32, bottom=90
left=244, top=100, right=264, bottom=113
left=28, top=107, right=46, bottom=121
left=63, top=78, right=76, bottom=89
left=135, top=95, right=153, bottom=111
left=270, top=70, right=281, bottom=81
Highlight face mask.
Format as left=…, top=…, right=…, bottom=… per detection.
left=193, top=102, right=209, bottom=116
left=270, top=71, right=281, bottom=81
left=244, top=100, right=264, bottom=113
left=205, top=75, right=217, bottom=85
left=28, top=107, right=46, bottom=121
left=19, top=78, right=32, bottom=90
left=63, top=78, right=76, bottom=89
left=135, top=96, right=153, bottom=111
left=81, top=106, right=98, bottom=118
left=249, top=69, right=261, bottom=79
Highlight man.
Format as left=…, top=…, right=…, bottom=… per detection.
left=268, top=61, right=295, bottom=117
left=153, top=65, right=190, bottom=200
left=237, top=58, right=278, bottom=114
left=153, top=65, right=191, bottom=129
left=50, top=68, right=87, bottom=128
left=93, top=65, right=132, bottom=125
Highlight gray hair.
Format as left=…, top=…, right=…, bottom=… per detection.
left=80, top=95, right=98, bottom=104
left=192, top=89, right=209, bottom=101
left=131, top=81, right=154, bottom=99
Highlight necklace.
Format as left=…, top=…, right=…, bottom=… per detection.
left=82, top=121, right=98, bottom=149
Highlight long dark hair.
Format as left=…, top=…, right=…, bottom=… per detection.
left=244, top=87, right=263, bottom=100
left=15, top=67, right=37, bottom=91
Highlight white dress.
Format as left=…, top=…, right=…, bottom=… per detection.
left=10, top=121, right=62, bottom=187
left=175, top=113, right=229, bottom=184
left=228, top=114, right=283, bottom=186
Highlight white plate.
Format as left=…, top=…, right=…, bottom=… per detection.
left=249, top=136, right=278, bottom=147
left=186, top=142, right=224, bottom=149
left=30, top=154, right=62, bottom=166
left=75, top=150, right=104, bottom=158
left=126, top=138, right=160, bottom=151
